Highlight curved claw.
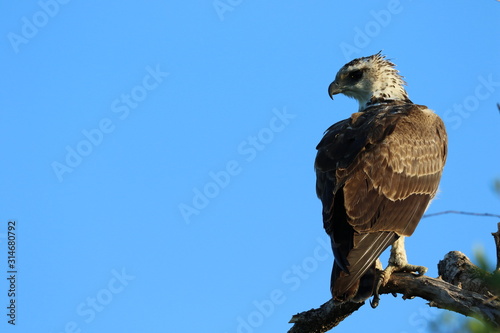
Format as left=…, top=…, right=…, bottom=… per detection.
left=370, top=263, right=427, bottom=308
left=370, top=266, right=395, bottom=308
left=370, top=294, right=380, bottom=308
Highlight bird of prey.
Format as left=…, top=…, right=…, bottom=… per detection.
left=315, top=52, right=447, bottom=306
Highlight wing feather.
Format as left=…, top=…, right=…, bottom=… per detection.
left=315, top=102, right=447, bottom=300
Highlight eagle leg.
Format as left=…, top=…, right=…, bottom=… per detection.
left=370, top=237, right=427, bottom=308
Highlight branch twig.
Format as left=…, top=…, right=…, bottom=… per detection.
left=423, top=210, right=500, bottom=219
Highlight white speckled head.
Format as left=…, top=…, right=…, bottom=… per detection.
left=328, top=52, right=412, bottom=111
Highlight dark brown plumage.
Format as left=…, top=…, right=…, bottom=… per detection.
left=316, top=53, right=447, bottom=303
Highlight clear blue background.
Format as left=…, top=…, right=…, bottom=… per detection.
left=1, top=1, right=499, bottom=332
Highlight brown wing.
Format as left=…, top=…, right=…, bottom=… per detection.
left=315, top=102, right=447, bottom=300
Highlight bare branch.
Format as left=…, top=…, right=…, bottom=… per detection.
left=288, top=300, right=362, bottom=333
left=438, top=251, right=497, bottom=295
left=288, top=269, right=500, bottom=332
left=288, top=224, right=500, bottom=332
left=382, top=273, right=500, bottom=326
left=423, top=210, right=500, bottom=219
left=492, top=223, right=500, bottom=272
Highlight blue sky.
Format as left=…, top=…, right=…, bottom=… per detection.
left=1, top=1, right=500, bottom=332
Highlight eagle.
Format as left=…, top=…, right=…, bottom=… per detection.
left=315, top=52, right=447, bottom=306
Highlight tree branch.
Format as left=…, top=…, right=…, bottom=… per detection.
left=492, top=222, right=500, bottom=272
left=423, top=210, right=500, bottom=219
left=288, top=300, right=362, bottom=333
left=288, top=224, right=500, bottom=332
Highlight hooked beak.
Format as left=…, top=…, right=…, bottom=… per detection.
left=328, top=81, right=342, bottom=100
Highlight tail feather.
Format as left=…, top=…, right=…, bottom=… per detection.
left=331, top=231, right=398, bottom=302
left=331, top=261, right=377, bottom=302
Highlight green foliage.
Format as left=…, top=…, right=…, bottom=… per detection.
left=474, top=247, right=493, bottom=271
left=430, top=312, right=500, bottom=333
left=429, top=311, right=500, bottom=333
left=465, top=318, right=500, bottom=333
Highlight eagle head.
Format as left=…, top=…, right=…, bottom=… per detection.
left=328, top=52, right=411, bottom=111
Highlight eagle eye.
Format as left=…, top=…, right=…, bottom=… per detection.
left=348, top=69, right=363, bottom=83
